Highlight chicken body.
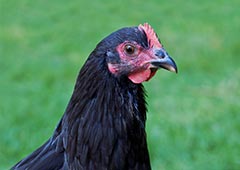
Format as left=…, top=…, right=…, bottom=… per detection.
left=12, top=23, right=177, bottom=170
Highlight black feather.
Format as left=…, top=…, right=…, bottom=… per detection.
left=12, top=26, right=151, bottom=170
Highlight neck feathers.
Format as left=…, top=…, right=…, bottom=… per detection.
left=57, top=54, right=150, bottom=169
left=64, top=54, right=147, bottom=124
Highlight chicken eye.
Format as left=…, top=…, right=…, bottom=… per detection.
left=124, top=44, right=136, bottom=55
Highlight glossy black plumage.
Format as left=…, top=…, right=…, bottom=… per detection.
left=12, top=27, right=152, bottom=170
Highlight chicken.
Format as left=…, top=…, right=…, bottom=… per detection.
left=11, top=23, right=177, bottom=170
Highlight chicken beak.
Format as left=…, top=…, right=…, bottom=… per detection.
left=150, top=48, right=178, bottom=73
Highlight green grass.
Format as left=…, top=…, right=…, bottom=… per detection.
left=1, top=0, right=239, bottom=169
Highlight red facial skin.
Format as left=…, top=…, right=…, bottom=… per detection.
left=108, top=23, right=163, bottom=84
left=108, top=41, right=159, bottom=84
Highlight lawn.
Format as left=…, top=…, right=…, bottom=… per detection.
left=0, top=0, right=239, bottom=169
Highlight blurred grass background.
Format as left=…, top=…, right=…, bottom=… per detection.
left=0, top=0, right=239, bottom=169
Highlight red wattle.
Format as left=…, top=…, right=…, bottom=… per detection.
left=128, top=69, right=156, bottom=84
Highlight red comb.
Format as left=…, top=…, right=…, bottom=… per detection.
left=138, top=23, right=162, bottom=48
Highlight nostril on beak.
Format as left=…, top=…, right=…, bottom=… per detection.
left=155, top=50, right=165, bottom=59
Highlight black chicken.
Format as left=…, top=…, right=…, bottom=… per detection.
left=12, top=23, right=177, bottom=170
